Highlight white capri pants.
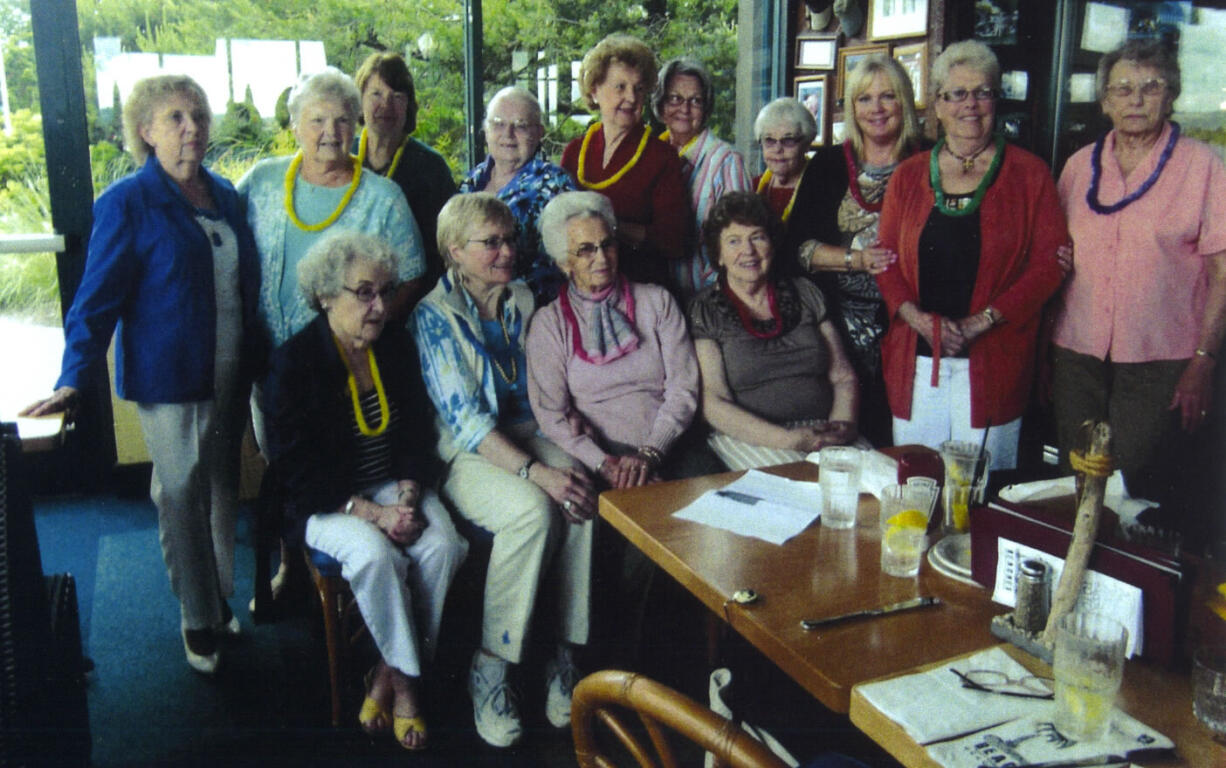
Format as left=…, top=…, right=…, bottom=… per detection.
left=305, top=482, right=468, bottom=677
left=892, top=356, right=1020, bottom=471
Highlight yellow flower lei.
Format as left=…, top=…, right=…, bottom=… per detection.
left=332, top=335, right=390, bottom=437
left=659, top=129, right=700, bottom=158
left=356, top=127, right=410, bottom=178
left=755, top=165, right=805, bottom=223
left=284, top=152, right=362, bottom=232
left=576, top=122, right=652, bottom=191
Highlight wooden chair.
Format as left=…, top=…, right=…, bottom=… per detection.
left=302, top=548, right=367, bottom=727
left=571, top=669, right=789, bottom=768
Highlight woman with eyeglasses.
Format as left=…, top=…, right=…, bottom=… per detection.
left=461, top=86, right=577, bottom=304
left=526, top=191, right=706, bottom=487
left=651, top=58, right=751, bottom=301
left=875, top=40, right=1066, bottom=471
left=410, top=193, right=594, bottom=748
left=561, top=34, right=688, bottom=287
left=354, top=52, right=457, bottom=294
left=263, top=231, right=467, bottom=751
left=1051, top=41, right=1226, bottom=534
left=786, top=55, right=921, bottom=447
left=752, top=97, right=816, bottom=226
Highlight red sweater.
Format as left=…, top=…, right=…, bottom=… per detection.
left=562, top=123, right=688, bottom=285
left=874, top=144, right=1067, bottom=426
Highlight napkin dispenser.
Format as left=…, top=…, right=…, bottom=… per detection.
left=969, top=497, right=1188, bottom=666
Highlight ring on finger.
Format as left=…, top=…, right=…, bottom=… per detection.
left=563, top=499, right=574, bottom=512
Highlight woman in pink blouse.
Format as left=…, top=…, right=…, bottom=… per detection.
left=1053, top=41, right=1226, bottom=532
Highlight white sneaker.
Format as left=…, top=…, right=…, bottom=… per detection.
left=544, top=645, right=580, bottom=728
left=469, top=651, right=522, bottom=747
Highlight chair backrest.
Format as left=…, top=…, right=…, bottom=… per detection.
left=571, top=669, right=790, bottom=768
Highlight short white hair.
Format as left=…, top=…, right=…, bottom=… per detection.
left=485, top=86, right=543, bottom=126
left=753, top=97, right=817, bottom=145
left=288, top=67, right=362, bottom=127
left=539, top=191, right=617, bottom=266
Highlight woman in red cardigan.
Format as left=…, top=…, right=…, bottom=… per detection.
left=874, top=40, right=1066, bottom=470
left=561, top=33, right=688, bottom=288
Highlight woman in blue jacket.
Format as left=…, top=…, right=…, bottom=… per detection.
left=22, top=75, right=263, bottom=675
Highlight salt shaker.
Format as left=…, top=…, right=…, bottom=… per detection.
left=1014, top=559, right=1050, bottom=634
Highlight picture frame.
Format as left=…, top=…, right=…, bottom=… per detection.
left=794, top=74, right=828, bottom=146
left=837, top=44, right=889, bottom=104
left=892, top=41, right=928, bottom=109
left=974, top=0, right=1019, bottom=46
left=795, top=34, right=838, bottom=70
left=867, top=0, right=929, bottom=41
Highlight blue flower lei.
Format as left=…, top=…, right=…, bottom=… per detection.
left=1086, top=122, right=1180, bottom=215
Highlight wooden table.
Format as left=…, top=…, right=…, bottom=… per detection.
left=599, top=461, right=1006, bottom=714
left=849, top=643, right=1223, bottom=767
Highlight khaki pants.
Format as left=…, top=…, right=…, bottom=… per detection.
left=442, top=421, right=592, bottom=663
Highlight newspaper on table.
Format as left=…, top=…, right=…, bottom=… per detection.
left=857, top=647, right=1172, bottom=767
left=673, top=469, right=821, bottom=545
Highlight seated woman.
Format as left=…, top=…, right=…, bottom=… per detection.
left=526, top=191, right=704, bottom=487
left=411, top=193, right=594, bottom=748
left=690, top=192, right=861, bottom=471
left=264, top=231, right=467, bottom=751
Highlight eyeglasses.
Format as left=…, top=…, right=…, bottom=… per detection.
left=1105, top=78, right=1167, bottom=100
left=664, top=94, right=704, bottom=109
left=761, top=135, right=803, bottom=150
left=572, top=237, right=618, bottom=259
left=342, top=282, right=399, bottom=304
left=468, top=235, right=516, bottom=252
left=487, top=117, right=538, bottom=134
left=939, top=87, right=999, bottom=103
left=949, top=668, right=1054, bottom=700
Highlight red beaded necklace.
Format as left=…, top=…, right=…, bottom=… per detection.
left=720, top=277, right=782, bottom=340
left=843, top=140, right=883, bottom=213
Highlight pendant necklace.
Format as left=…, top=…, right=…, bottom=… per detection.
left=930, top=135, right=1005, bottom=217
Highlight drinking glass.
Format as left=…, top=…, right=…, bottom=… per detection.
left=1053, top=612, right=1128, bottom=742
left=939, top=440, right=990, bottom=534
left=878, top=483, right=931, bottom=577
left=1193, top=645, right=1226, bottom=738
left=819, top=446, right=862, bottom=530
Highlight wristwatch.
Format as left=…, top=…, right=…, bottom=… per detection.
left=518, top=457, right=536, bottom=479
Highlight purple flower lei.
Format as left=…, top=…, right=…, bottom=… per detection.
left=1086, top=121, right=1180, bottom=215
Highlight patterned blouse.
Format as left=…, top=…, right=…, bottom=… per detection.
left=460, top=152, right=576, bottom=305
left=671, top=129, right=751, bottom=301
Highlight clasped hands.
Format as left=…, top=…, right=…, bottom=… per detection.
left=790, top=420, right=858, bottom=453
left=365, top=479, right=427, bottom=546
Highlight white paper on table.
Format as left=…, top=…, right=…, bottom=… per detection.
left=672, top=469, right=821, bottom=545
left=856, top=647, right=1054, bottom=745
left=992, top=539, right=1144, bottom=658
left=925, top=707, right=1172, bottom=768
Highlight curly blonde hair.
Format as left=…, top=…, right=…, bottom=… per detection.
left=122, top=75, right=210, bottom=165
left=579, top=34, right=657, bottom=111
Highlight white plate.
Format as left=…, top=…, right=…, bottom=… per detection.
left=930, top=533, right=973, bottom=577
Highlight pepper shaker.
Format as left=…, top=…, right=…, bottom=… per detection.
left=1014, top=558, right=1050, bottom=634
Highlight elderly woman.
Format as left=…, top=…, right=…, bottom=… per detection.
left=460, top=86, right=576, bottom=304
left=21, top=76, right=262, bottom=673
left=526, top=191, right=701, bottom=487
left=787, top=55, right=922, bottom=447
left=875, top=40, right=1066, bottom=470
left=264, top=232, right=466, bottom=750
left=690, top=192, right=860, bottom=471
left=410, top=193, right=593, bottom=748
left=652, top=58, right=751, bottom=301
left=752, top=97, right=817, bottom=227
left=239, top=67, right=425, bottom=352
left=1053, top=41, right=1226, bottom=527
left=561, top=34, right=688, bottom=287
left=355, top=52, right=457, bottom=290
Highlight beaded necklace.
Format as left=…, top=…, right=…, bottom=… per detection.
left=843, top=140, right=884, bottom=213
left=755, top=168, right=802, bottom=222
left=284, top=152, right=362, bottom=232
left=487, top=304, right=518, bottom=384
left=331, top=335, right=389, bottom=437
left=576, top=123, right=652, bottom=190
left=720, top=276, right=782, bottom=340
left=1086, top=122, right=1179, bottom=215
left=356, top=127, right=410, bottom=179
left=930, top=135, right=1005, bottom=218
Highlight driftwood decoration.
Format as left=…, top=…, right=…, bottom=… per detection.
left=1040, top=421, right=1113, bottom=647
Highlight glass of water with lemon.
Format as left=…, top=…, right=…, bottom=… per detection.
left=878, top=483, right=933, bottom=577
left=1053, top=612, right=1128, bottom=741
left=939, top=440, right=990, bottom=534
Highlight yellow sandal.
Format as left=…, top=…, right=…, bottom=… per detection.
left=359, top=668, right=390, bottom=735
left=393, top=715, right=428, bottom=751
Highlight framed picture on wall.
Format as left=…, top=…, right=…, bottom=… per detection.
left=837, top=44, right=889, bottom=104
left=892, top=41, right=928, bottom=109
left=794, top=74, right=828, bottom=146
left=795, top=34, right=838, bottom=69
left=867, top=0, right=929, bottom=41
